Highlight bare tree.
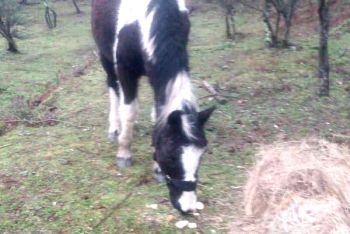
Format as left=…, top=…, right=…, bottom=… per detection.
left=236, top=0, right=299, bottom=47
left=0, top=0, right=22, bottom=52
left=218, top=0, right=238, bottom=40
left=43, top=0, right=57, bottom=29
left=269, top=0, right=299, bottom=47
left=72, top=0, right=81, bottom=14
left=318, top=0, right=330, bottom=96
left=262, top=0, right=277, bottom=46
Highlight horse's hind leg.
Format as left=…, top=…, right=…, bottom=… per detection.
left=100, top=55, right=120, bottom=142
left=115, top=66, right=139, bottom=168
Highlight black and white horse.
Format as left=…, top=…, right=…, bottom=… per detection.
left=91, top=0, right=214, bottom=213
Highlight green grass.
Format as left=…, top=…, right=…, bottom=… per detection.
left=1, top=1, right=350, bottom=233
left=0, top=1, right=94, bottom=119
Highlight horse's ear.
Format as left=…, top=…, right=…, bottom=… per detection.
left=167, top=110, right=183, bottom=130
left=198, top=106, right=216, bottom=126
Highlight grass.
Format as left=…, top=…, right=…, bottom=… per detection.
left=1, top=1, right=350, bottom=233
left=0, top=1, right=94, bottom=120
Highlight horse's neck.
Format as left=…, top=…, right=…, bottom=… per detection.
left=156, top=71, right=198, bottom=125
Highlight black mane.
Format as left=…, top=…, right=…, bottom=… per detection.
left=147, top=0, right=191, bottom=106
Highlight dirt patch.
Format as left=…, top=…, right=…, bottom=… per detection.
left=0, top=174, right=25, bottom=189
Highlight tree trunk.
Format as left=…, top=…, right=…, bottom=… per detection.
left=45, top=6, right=57, bottom=29
left=282, top=0, right=299, bottom=47
left=263, top=0, right=278, bottom=47
left=0, top=21, right=19, bottom=53
left=6, top=35, right=19, bottom=53
left=72, top=0, right=81, bottom=14
left=318, top=0, right=330, bottom=96
left=282, top=20, right=291, bottom=47
left=275, top=12, right=281, bottom=41
left=8, top=37, right=18, bottom=53
left=225, top=6, right=236, bottom=40
left=225, top=10, right=231, bottom=39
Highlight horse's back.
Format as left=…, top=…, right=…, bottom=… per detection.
left=91, top=0, right=120, bottom=62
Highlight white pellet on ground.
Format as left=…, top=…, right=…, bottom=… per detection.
left=175, top=220, right=189, bottom=229
left=188, top=223, right=197, bottom=229
left=195, top=201, right=204, bottom=210
left=145, top=204, right=158, bottom=209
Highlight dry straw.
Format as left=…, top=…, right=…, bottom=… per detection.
left=231, top=138, right=350, bottom=234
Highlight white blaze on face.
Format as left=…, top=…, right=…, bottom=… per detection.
left=178, top=145, right=206, bottom=212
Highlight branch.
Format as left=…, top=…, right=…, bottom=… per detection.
left=0, top=144, right=13, bottom=149
left=92, top=191, right=134, bottom=230
left=331, top=134, right=350, bottom=139
left=202, top=81, right=228, bottom=104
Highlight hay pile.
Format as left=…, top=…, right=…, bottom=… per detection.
left=231, top=139, right=350, bottom=234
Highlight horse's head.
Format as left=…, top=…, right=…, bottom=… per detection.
left=153, top=106, right=215, bottom=213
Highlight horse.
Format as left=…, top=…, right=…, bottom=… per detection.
left=91, top=0, right=215, bottom=213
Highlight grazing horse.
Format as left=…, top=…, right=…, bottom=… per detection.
left=91, top=0, right=214, bottom=213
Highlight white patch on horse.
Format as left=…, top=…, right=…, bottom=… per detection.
left=182, top=145, right=205, bottom=181
left=114, top=0, right=155, bottom=65
left=151, top=105, right=156, bottom=123
left=177, top=146, right=205, bottom=212
left=158, top=71, right=197, bottom=126
left=177, top=0, right=188, bottom=12
left=108, top=88, right=120, bottom=140
left=112, top=35, right=118, bottom=67
left=139, top=9, right=156, bottom=62
left=181, top=114, right=197, bottom=140
left=117, top=87, right=138, bottom=159
left=178, top=191, right=197, bottom=212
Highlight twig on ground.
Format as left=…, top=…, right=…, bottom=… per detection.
left=75, top=147, right=99, bottom=157
left=0, top=144, right=12, bottom=149
left=231, top=186, right=243, bottom=190
left=331, top=134, right=350, bottom=139
left=199, top=94, right=238, bottom=100
left=202, top=81, right=227, bottom=104
left=92, top=190, right=134, bottom=230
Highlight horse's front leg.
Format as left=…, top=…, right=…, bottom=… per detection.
left=108, top=87, right=121, bottom=142
left=116, top=68, right=139, bottom=168
left=99, top=54, right=121, bottom=142
left=117, top=99, right=138, bottom=167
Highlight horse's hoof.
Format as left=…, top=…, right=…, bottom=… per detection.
left=108, top=130, right=118, bottom=143
left=116, top=158, right=132, bottom=168
left=153, top=172, right=165, bottom=183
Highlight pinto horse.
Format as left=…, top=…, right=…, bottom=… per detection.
left=91, top=0, right=214, bottom=213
